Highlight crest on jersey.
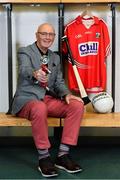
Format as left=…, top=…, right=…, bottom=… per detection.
left=78, top=41, right=99, bottom=57
left=96, top=33, right=100, bottom=38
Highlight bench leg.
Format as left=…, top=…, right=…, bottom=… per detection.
left=54, top=127, right=63, bottom=140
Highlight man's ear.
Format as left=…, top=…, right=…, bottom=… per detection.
left=35, top=32, right=38, bottom=39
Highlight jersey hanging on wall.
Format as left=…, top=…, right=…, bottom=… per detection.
left=63, top=15, right=111, bottom=93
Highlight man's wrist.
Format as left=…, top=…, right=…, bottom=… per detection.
left=61, top=94, right=67, bottom=100
left=62, top=94, right=71, bottom=100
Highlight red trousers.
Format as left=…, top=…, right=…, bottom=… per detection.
left=17, top=95, right=84, bottom=149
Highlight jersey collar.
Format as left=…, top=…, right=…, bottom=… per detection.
left=75, top=15, right=99, bottom=25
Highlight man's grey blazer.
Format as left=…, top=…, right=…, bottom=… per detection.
left=11, top=42, right=70, bottom=114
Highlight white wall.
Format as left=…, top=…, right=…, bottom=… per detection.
left=0, top=6, right=8, bottom=112
left=0, top=4, right=116, bottom=113
left=12, top=4, right=59, bottom=95
left=115, top=6, right=120, bottom=112
left=0, top=3, right=120, bottom=137
left=0, top=4, right=58, bottom=112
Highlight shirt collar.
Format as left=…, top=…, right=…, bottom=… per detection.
left=75, top=15, right=99, bottom=25
left=35, top=42, right=48, bottom=56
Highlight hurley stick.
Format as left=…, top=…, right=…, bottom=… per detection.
left=62, top=35, right=91, bottom=105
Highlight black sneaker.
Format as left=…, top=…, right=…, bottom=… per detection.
left=38, top=156, right=58, bottom=177
left=55, top=154, right=83, bottom=173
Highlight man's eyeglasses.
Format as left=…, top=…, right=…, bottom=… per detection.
left=38, top=32, right=56, bottom=38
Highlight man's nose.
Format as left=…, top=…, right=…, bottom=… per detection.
left=46, top=34, right=51, bottom=38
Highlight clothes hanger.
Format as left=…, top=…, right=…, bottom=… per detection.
left=80, top=4, right=93, bottom=19
left=80, top=4, right=94, bottom=29
left=81, top=10, right=93, bottom=19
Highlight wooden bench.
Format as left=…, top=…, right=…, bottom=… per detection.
left=1, top=112, right=120, bottom=128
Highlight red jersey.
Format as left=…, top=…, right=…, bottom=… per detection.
left=63, top=16, right=111, bottom=93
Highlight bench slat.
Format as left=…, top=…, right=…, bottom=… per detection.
left=1, top=112, right=120, bottom=127
left=61, top=112, right=120, bottom=127
left=0, top=113, right=60, bottom=127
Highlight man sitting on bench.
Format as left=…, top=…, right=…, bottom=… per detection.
left=11, top=23, right=84, bottom=178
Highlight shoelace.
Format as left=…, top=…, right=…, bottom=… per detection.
left=61, top=155, right=75, bottom=165
left=39, top=157, right=54, bottom=168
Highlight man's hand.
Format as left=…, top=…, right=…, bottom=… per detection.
left=65, top=94, right=84, bottom=105
left=33, top=68, right=48, bottom=83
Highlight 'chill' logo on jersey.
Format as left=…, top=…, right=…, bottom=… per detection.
left=78, top=41, right=99, bottom=57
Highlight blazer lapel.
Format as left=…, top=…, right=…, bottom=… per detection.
left=48, top=50, right=57, bottom=69
left=30, top=43, right=43, bottom=69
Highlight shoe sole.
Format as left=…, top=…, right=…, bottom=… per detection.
left=38, top=166, right=58, bottom=178
left=55, top=164, right=83, bottom=174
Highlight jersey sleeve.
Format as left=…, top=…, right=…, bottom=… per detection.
left=101, top=19, right=111, bottom=58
